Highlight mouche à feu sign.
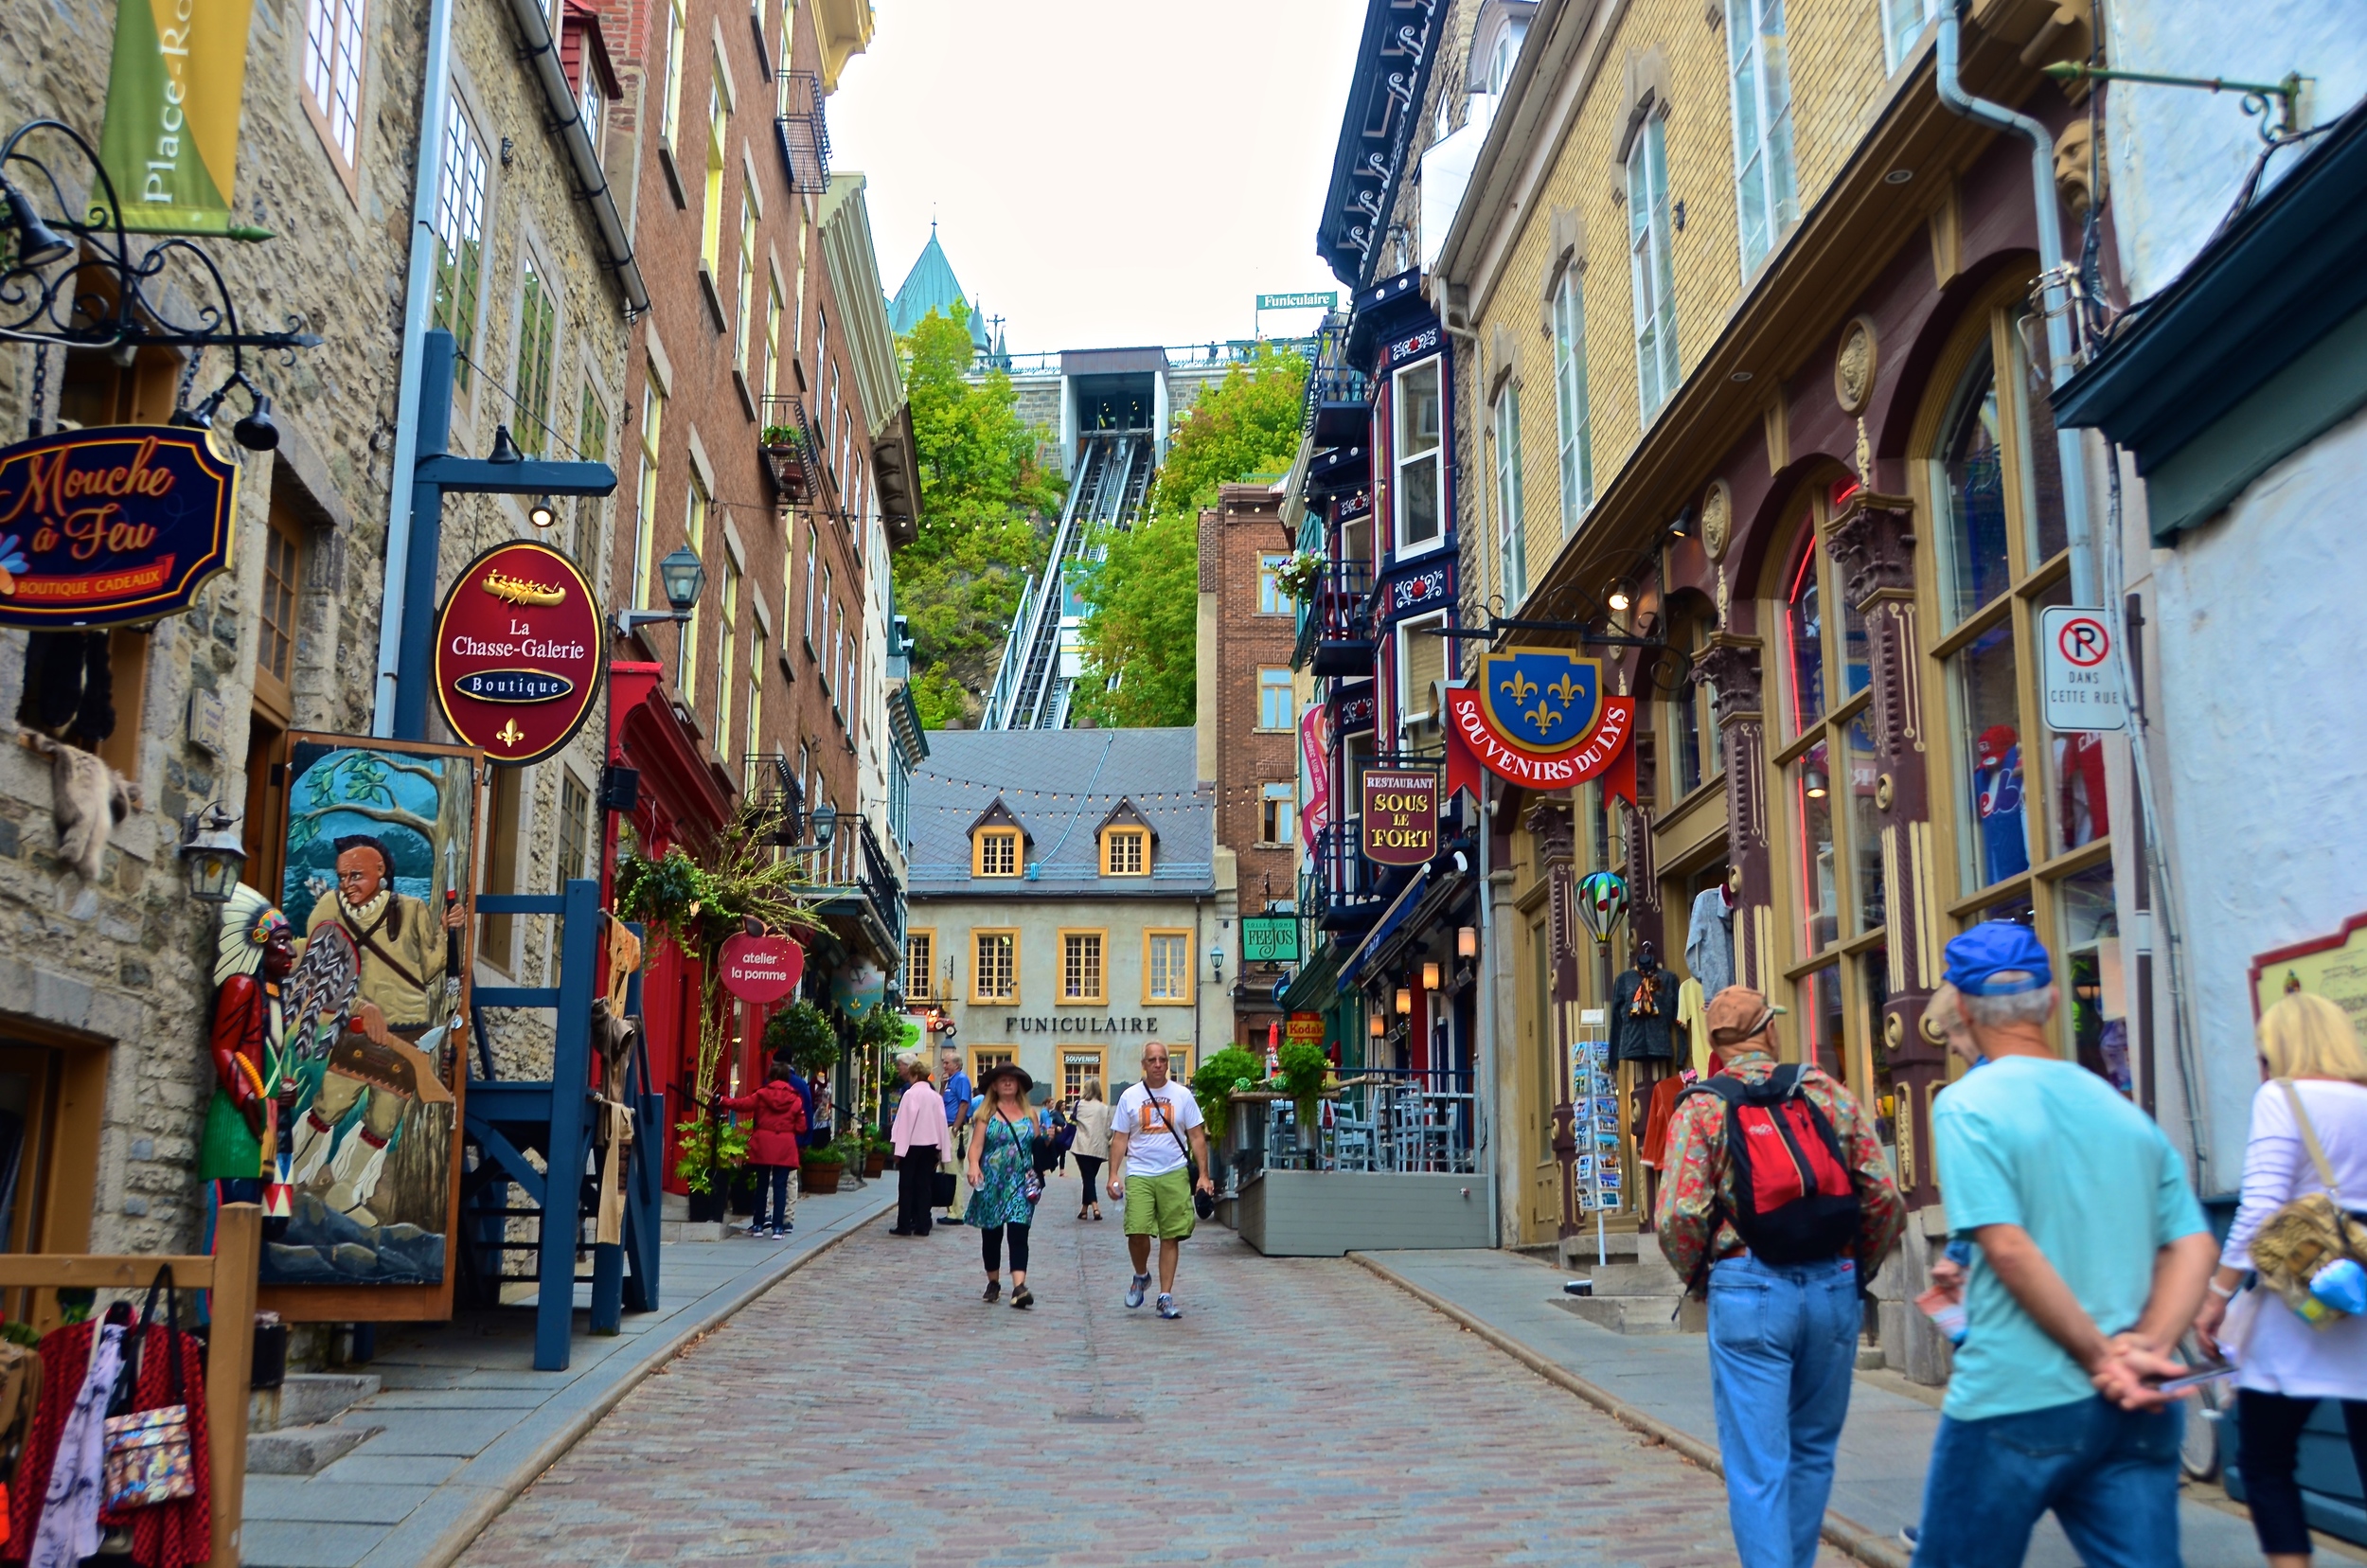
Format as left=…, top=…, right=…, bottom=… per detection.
left=0, top=424, right=240, bottom=628
left=434, top=540, right=604, bottom=767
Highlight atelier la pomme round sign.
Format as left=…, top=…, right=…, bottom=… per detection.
left=719, top=933, right=805, bottom=1004
left=434, top=540, right=604, bottom=767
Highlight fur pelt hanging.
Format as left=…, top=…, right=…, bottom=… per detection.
left=16, top=630, right=115, bottom=750
left=49, top=739, right=129, bottom=882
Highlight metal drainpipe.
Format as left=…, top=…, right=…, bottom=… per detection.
left=1934, top=2, right=2099, bottom=607
left=1476, top=786, right=1501, bottom=1247
left=371, top=0, right=457, bottom=736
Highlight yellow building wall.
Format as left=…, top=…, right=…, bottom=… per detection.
left=1476, top=2, right=1900, bottom=604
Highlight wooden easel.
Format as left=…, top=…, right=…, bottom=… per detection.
left=0, top=1203, right=259, bottom=1568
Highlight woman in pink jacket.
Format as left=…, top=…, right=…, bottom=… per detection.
left=720, top=1063, right=809, bottom=1238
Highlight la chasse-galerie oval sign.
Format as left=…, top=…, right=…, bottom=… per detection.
left=434, top=540, right=604, bottom=767
left=0, top=425, right=240, bottom=627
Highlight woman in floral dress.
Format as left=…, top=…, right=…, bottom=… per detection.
left=965, top=1063, right=1049, bottom=1309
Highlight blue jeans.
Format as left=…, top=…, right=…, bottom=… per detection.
left=756, top=1165, right=794, bottom=1231
left=1909, top=1396, right=2182, bottom=1567
left=1705, top=1254, right=1861, bottom=1568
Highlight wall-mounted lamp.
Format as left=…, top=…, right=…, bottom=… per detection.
left=1420, top=960, right=1441, bottom=992
left=614, top=545, right=707, bottom=638
left=1368, top=1010, right=1386, bottom=1038
left=1394, top=986, right=1413, bottom=1016
left=1209, top=945, right=1225, bottom=984
left=1804, top=766, right=1829, bottom=801
left=178, top=803, right=248, bottom=903
left=1457, top=925, right=1478, bottom=959
left=527, top=495, right=558, bottom=530
left=1607, top=582, right=1632, bottom=613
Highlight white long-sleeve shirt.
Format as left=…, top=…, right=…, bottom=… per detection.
left=2223, top=1077, right=2367, bottom=1399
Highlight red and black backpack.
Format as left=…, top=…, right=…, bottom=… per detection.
left=1681, top=1063, right=1861, bottom=1290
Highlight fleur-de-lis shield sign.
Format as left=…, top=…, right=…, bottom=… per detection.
left=1479, top=649, right=1602, bottom=755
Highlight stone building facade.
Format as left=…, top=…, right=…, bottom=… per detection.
left=0, top=0, right=644, bottom=1257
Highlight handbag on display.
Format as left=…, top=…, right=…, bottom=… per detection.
left=100, top=1269, right=196, bottom=1511
left=2250, top=1079, right=2367, bottom=1326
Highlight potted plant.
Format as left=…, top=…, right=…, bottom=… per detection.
left=758, top=423, right=813, bottom=501
left=800, top=1136, right=849, bottom=1195
left=1190, top=1046, right=1261, bottom=1150
left=1277, top=1040, right=1330, bottom=1152
left=620, top=804, right=821, bottom=1213
left=1273, top=549, right=1326, bottom=603
left=859, top=1124, right=888, bottom=1177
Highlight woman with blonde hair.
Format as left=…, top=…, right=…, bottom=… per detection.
left=1071, top=1078, right=1112, bottom=1221
left=2197, top=990, right=2367, bottom=1568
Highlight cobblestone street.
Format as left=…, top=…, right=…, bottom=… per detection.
left=458, top=1203, right=1801, bottom=1567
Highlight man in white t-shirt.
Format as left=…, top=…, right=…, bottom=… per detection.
left=1107, top=1041, right=1215, bottom=1320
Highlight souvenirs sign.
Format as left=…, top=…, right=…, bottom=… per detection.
left=434, top=540, right=603, bottom=767
left=1444, top=648, right=1635, bottom=804
left=1361, top=765, right=1439, bottom=866
left=0, top=425, right=239, bottom=627
left=718, top=933, right=805, bottom=1004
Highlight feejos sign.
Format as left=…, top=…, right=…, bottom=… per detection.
left=433, top=540, right=605, bottom=767
left=0, top=425, right=240, bottom=627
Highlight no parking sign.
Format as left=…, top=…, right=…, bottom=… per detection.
left=2039, top=607, right=2126, bottom=732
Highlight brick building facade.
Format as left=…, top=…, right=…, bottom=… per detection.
left=1196, top=482, right=1299, bottom=1047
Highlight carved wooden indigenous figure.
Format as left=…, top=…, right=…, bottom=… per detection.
left=205, top=885, right=299, bottom=1244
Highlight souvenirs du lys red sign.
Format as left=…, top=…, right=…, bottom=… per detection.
left=1361, top=766, right=1440, bottom=867
left=719, top=933, right=805, bottom=1004
left=1444, top=647, right=1636, bottom=806
left=0, top=425, right=239, bottom=628
left=433, top=540, right=604, bottom=767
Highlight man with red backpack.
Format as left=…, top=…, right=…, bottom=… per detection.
left=1656, top=986, right=1906, bottom=1568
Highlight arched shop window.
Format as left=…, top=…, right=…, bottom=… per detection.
left=1769, top=499, right=1880, bottom=1093
left=1927, top=292, right=2122, bottom=1092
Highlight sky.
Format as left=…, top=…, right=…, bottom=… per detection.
left=826, top=0, right=1369, bottom=356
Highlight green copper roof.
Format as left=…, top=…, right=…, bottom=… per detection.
left=890, top=224, right=988, bottom=348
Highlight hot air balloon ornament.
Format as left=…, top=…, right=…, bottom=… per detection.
left=1575, top=870, right=1628, bottom=950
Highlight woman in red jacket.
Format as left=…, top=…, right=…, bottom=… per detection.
left=721, top=1063, right=810, bottom=1238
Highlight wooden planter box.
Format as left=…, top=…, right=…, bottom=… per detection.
left=800, top=1161, right=845, bottom=1195
left=865, top=1149, right=887, bottom=1177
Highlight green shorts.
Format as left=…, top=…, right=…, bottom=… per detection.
left=1123, top=1168, right=1196, bottom=1240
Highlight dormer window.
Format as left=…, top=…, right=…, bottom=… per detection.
left=975, top=828, right=1019, bottom=877
left=1095, top=799, right=1157, bottom=878
left=968, top=796, right=1028, bottom=878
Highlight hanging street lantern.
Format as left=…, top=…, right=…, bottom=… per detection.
left=178, top=804, right=247, bottom=903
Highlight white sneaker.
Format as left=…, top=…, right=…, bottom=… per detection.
left=1156, top=1293, right=1182, bottom=1320
left=1126, top=1273, right=1149, bottom=1310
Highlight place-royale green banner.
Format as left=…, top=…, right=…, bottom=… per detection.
left=98, top=0, right=267, bottom=238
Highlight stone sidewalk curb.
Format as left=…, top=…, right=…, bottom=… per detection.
left=396, top=1203, right=893, bottom=1568
left=1347, top=1252, right=1912, bottom=1568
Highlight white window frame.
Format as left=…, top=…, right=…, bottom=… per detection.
left=1553, top=268, right=1593, bottom=531
left=1397, top=609, right=1450, bottom=728
left=1260, top=782, right=1296, bottom=846
left=301, top=0, right=367, bottom=170
left=1492, top=382, right=1526, bottom=610
left=1881, top=0, right=1940, bottom=72
left=1256, top=666, right=1294, bottom=733
left=1257, top=552, right=1290, bottom=615
left=1628, top=114, right=1681, bottom=421
left=1391, top=356, right=1447, bottom=558
left=1726, top=0, right=1800, bottom=276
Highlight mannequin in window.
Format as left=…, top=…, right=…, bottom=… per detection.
left=1973, top=723, right=2029, bottom=884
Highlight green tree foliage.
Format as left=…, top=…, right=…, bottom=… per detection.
left=891, top=308, right=1063, bottom=726
left=1071, top=344, right=1308, bottom=729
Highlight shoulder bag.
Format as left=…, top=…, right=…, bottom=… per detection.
left=101, top=1268, right=197, bottom=1511
left=1145, top=1089, right=1216, bottom=1221
left=2249, top=1079, right=2367, bottom=1323
left=1000, top=1112, right=1044, bottom=1207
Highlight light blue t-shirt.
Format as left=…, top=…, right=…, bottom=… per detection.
left=1933, top=1054, right=2207, bottom=1422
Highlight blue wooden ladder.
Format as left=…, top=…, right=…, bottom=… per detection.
left=465, top=880, right=665, bottom=1370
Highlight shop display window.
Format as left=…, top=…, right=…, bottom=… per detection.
left=1937, top=349, right=2012, bottom=626
left=1785, top=535, right=1826, bottom=734
left=1845, top=715, right=1883, bottom=933
left=2018, top=338, right=2071, bottom=568
left=1797, top=963, right=1846, bottom=1084
left=1791, top=739, right=1838, bottom=954
left=1950, top=622, right=2027, bottom=892
left=2056, top=863, right=2127, bottom=1094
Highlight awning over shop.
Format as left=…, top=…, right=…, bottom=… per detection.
left=1279, top=934, right=1344, bottom=1013
left=1340, top=864, right=1430, bottom=986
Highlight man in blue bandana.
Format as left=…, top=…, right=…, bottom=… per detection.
left=1908, top=921, right=2216, bottom=1567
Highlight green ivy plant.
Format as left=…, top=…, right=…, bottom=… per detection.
left=764, top=999, right=843, bottom=1078
left=1277, top=1039, right=1331, bottom=1130
left=1190, top=1046, right=1261, bottom=1147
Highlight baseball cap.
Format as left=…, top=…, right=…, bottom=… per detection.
left=1975, top=724, right=2019, bottom=769
left=1705, top=986, right=1786, bottom=1046
left=1944, top=921, right=2053, bottom=996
